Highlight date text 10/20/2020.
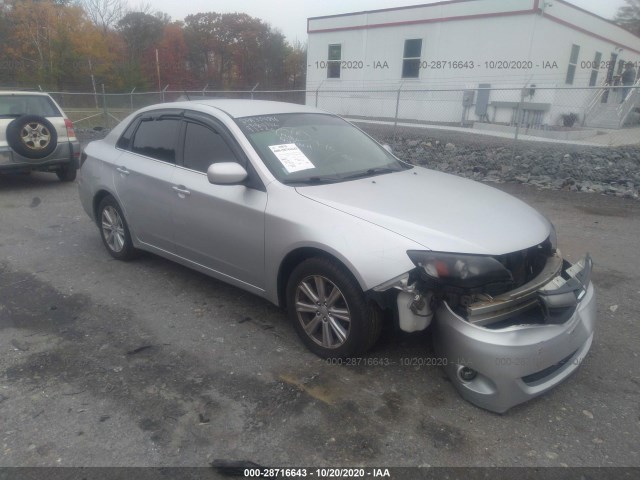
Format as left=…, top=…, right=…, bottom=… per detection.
left=310, top=59, right=634, bottom=70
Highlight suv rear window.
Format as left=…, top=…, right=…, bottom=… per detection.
left=0, top=95, right=61, bottom=117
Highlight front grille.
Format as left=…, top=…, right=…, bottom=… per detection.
left=496, top=237, right=554, bottom=290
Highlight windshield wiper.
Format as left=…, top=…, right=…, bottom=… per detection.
left=340, top=167, right=400, bottom=181
left=282, top=175, right=342, bottom=185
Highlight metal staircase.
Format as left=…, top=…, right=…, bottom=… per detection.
left=584, top=80, right=640, bottom=129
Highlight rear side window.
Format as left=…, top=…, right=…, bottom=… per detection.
left=183, top=122, right=238, bottom=173
left=0, top=95, right=61, bottom=117
left=130, top=118, right=180, bottom=163
left=116, top=120, right=138, bottom=150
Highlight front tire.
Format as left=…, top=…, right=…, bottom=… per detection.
left=97, top=196, right=137, bottom=260
left=286, top=257, right=382, bottom=358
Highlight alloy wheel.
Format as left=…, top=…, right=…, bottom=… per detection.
left=295, top=275, right=351, bottom=349
left=21, top=122, right=51, bottom=151
left=101, top=205, right=126, bottom=253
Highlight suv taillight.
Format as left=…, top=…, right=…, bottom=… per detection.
left=64, top=118, right=76, bottom=138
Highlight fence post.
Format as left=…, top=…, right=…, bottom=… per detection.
left=101, top=84, right=108, bottom=129
left=315, top=80, right=324, bottom=108
left=514, top=87, right=526, bottom=141
left=393, top=86, right=402, bottom=143
left=251, top=83, right=259, bottom=100
left=130, top=87, right=136, bottom=111
left=162, top=84, right=169, bottom=103
left=202, top=84, right=208, bottom=96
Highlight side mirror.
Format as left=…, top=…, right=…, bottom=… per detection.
left=207, top=162, right=248, bottom=185
left=382, top=144, right=393, bottom=154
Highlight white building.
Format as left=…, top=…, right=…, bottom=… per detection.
left=306, top=0, right=640, bottom=129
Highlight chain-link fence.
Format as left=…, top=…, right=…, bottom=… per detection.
left=49, top=84, right=640, bottom=146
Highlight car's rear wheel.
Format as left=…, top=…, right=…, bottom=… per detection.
left=6, top=115, right=58, bottom=159
left=286, top=257, right=382, bottom=358
left=56, top=163, right=76, bottom=182
left=97, top=196, right=136, bottom=260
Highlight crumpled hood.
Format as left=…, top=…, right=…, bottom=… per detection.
left=296, top=168, right=551, bottom=255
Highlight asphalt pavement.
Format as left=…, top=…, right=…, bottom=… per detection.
left=0, top=172, right=639, bottom=468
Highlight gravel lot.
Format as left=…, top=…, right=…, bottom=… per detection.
left=1, top=165, right=639, bottom=469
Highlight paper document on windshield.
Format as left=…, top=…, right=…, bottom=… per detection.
left=269, top=144, right=315, bottom=173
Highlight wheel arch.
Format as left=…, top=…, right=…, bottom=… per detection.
left=276, top=247, right=365, bottom=310
left=92, top=189, right=116, bottom=227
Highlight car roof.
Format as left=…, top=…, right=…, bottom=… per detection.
left=161, top=99, right=326, bottom=119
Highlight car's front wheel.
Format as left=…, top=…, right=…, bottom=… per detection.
left=97, top=196, right=137, bottom=261
left=286, top=257, right=382, bottom=358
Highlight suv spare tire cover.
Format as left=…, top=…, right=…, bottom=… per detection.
left=6, top=115, right=58, bottom=159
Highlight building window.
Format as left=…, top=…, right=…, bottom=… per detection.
left=327, top=44, right=341, bottom=79
left=565, top=44, right=580, bottom=84
left=589, top=52, right=602, bottom=86
left=402, top=39, right=423, bottom=78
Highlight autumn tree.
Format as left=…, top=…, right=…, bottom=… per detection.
left=153, top=23, right=190, bottom=90
left=615, top=0, right=640, bottom=35
left=1, top=0, right=113, bottom=90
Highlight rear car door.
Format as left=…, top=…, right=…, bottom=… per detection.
left=171, top=111, right=267, bottom=290
left=114, top=110, right=181, bottom=253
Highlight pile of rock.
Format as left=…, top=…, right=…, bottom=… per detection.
left=377, top=134, right=640, bottom=200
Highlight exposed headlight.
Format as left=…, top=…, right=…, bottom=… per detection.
left=407, top=251, right=513, bottom=288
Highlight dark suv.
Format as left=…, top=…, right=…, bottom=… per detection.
left=0, top=91, right=80, bottom=181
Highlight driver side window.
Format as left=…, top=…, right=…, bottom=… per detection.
left=183, top=122, right=238, bottom=173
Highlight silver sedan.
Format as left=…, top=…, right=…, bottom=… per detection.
left=78, top=100, right=595, bottom=413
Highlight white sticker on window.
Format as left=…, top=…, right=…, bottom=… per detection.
left=269, top=144, right=315, bottom=173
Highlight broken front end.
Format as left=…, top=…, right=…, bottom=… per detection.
left=374, top=235, right=596, bottom=413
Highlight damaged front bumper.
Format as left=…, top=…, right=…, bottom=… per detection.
left=374, top=252, right=596, bottom=413
left=433, top=254, right=595, bottom=413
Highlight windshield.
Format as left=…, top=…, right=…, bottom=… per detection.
left=0, top=94, right=61, bottom=117
left=235, top=113, right=410, bottom=184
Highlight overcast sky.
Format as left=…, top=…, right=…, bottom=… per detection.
left=149, top=0, right=629, bottom=43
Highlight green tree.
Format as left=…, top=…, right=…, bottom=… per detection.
left=284, top=40, right=307, bottom=89
left=183, top=12, right=291, bottom=89
left=183, top=12, right=224, bottom=87
left=117, top=11, right=166, bottom=89
left=615, top=0, right=640, bottom=35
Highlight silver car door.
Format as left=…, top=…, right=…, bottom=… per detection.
left=113, top=111, right=181, bottom=253
left=171, top=114, right=267, bottom=290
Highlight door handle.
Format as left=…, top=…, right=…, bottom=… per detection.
left=172, top=185, right=191, bottom=196
left=116, top=166, right=130, bottom=175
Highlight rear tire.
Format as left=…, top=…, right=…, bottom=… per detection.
left=286, top=257, right=382, bottom=359
left=56, top=164, right=77, bottom=182
left=97, top=196, right=137, bottom=261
